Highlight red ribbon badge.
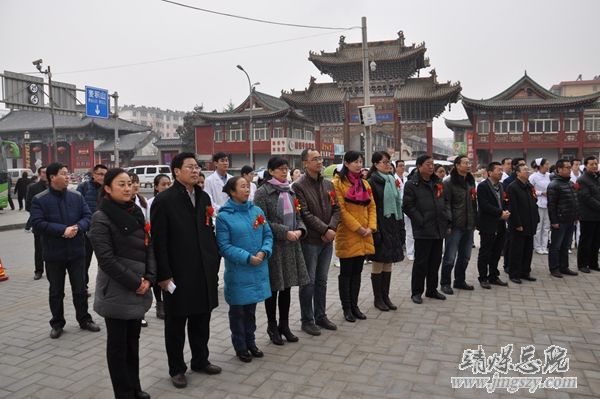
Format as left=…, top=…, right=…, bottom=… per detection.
left=328, top=190, right=336, bottom=206
left=470, top=187, right=477, bottom=201
left=531, top=187, right=537, bottom=199
left=395, top=179, right=401, bottom=188
left=574, top=182, right=580, bottom=191
left=253, top=214, right=266, bottom=229
left=294, top=198, right=301, bottom=213
left=436, top=183, right=443, bottom=198
left=144, top=222, right=151, bottom=247
left=367, top=187, right=373, bottom=198
left=205, top=205, right=215, bottom=226
left=503, top=191, right=509, bottom=203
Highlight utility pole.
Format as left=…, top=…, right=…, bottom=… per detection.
left=361, top=16, right=372, bottom=164
left=32, top=59, right=58, bottom=161
left=237, top=65, right=259, bottom=168
left=112, top=92, right=120, bottom=167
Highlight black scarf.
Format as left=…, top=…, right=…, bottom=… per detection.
left=99, top=197, right=145, bottom=236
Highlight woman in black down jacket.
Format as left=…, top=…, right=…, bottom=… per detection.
left=367, top=151, right=405, bottom=312
left=89, top=168, right=155, bottom=399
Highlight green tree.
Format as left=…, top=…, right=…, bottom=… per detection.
left=223, top=99, right=235, bottom=112
left=177, top=104, right=204, bottom=153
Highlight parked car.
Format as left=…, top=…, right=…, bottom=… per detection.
left=126, top=165, right=171, bottom=188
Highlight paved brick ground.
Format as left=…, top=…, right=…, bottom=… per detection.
left=1, top=229, right=598, bottom=398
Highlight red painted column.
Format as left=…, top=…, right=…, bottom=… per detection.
left=426, top=121, right=433, bottom=155
left=70, top=142, right=76, bottom=171
left=559, top=112, right=565, bottom=157
left=523, top=113, right=529, bottom=160
left=578, top=111, right=584, bottom=158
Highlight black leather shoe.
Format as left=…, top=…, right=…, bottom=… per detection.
left=425, top=291, right=446, bottom=300
left=236, top=350, right=252, bottom=363
left=315, top=317, right=337, bottom=330
left=440, top=285, right=454, bottom=295
left=49, top=327, right=63, bottom=339
left=193, top=363, right=222, bottom=375
left=351, top=307, right=367, bottom=320
left=411, top=295, right=422, bottom=304
left=33, top=272, right=42, bottom=280
left=521, top=275, right=537, bottom=282
left=589, top=266, right=600, bottom=272
left=248, top=345, right=264, bottom=358
left=550, top=271, right=563, bottom=278
left=579, top=266, right=591, bottom=273
left=480, top=280, right=492, bottom=289
left=561, top=269, right=578, bottom=276
left=134, top=390, right=151, bottom=399
left=301, top=322, right=321, bottom=336
left=489, top=278, right=508, bottom=286
left=509, top=277, right=522, bottom=284
left=80, top=320, right=101, bottom=332
left=170, top=373, right=187, bottom=388
left=453, top=281, right=474, bottom=290
left=343, top=309, right=356, bottom=322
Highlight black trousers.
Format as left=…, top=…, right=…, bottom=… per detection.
left=503, top=229, right=511, bottom=272
left=84, top=235, right=94, bottom=287
left=7, top=193, right=14, bottom=210
left=578, top=221, right=600, bottom=269
left=264, top=287, right=291, bottom=323
left=105, top=318, right=142, bottom=399
left=412, top=239, right=443, bottom=296
left=34, top=232, right=44, bottom=275
left=477, top=226, right=505, bottom=282
left=45, top=257, right=92, bottom=329
left=17, top=194, right=25, bottom=210
left=508, top=233, right=534, bottom=279
left=164, top=312, right=211, bottom=376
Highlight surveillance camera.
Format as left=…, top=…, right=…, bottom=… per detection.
left=32, top=59, right=43, bottom=66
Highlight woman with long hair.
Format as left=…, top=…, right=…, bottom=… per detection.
left=147, top=173, right=171, bottom=320
left=216, top=176, right=273, bottom=362
left=89, top=168, right=154, bottom=399
left=253, top=156, right=309, bottom=345
left=333, top=151, right=376, bottom=322
left=366, top=151, right=405, bottom=311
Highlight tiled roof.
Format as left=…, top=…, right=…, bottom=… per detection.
left=309, top=40, right=426, bottom=65
left=281, top=80, right=346, bottom=105
left=95, top=131, right=156, bottom=152
left=444, top=118, right=472, bottom=129
left=394, top=77, right=462, bottom=102
left=462, top=74, right=600, bottom=110
left=0, top=109, right=149, bottom=134
left=154, top=137, right=182, bottom=147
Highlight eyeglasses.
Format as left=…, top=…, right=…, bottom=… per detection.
left=309, top=157, right=324, bottom=162
left=378, top=160, right=391, bottom=165
left=181, top=165, right=200, bottom=171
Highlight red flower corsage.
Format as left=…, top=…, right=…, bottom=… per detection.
left=367, top=187, right=373, bottom=197
left=502, top=192, right=509, bottom=203
left=574, top=182, right=580, bottom=191
left=294, top=198, right=301, bottom=213
left=436, top=183, right=443, bottom=198
left=328, top=190, right=336, bottom=206
left=395, top=179, right=401, bottom=188
left=205, top=205, right=215, bottom=226
left=531, top=187, right=537, bottom=199
left=470, top=187, right=477, bottom=201
left=253, top=214, right=266, bottom=229
left=144, top=221, right=151, bottom=247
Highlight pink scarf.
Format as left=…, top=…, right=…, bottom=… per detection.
left=345, top=171, right=371, bottom=205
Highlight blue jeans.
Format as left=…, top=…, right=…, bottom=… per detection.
left=441, top=228, right=474, bottom=286
left=548, top=223, right=574, bottom=273
left=300, top=242, right=333, bottom=324
left=228, top=304, right=257, bottom=352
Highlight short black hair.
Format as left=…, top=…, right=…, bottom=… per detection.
left=487, top=161, right=502, bottom=172
left=46, top=162, right=66, bottom=181
left=515, top=163, right=528, bottom=173
left=501, top=157, right=512, bottom=165
left=267, top=156, right=289, bottom=171
left=511, top=157, right=525, bottom=168
left=241, top=165, right=254, bottom=176
left=555, top=159, right=571, bottom=169
left=37, top=165, right=46, bottom=174
left=222, top=176, right=245, bottom=197
left=171, top=152, right=197, bottom=179
left=416, top=154, right=433, bottom=167
left=453, top=155, right=468, bottom=167
left=572, top=158, right=581, bottom=164
left=300, top=148, right=317, bottom=162
left=93, top=164, right=108, bottom=172
left=212, top=152, right=228, bottom=163
left=584, top=156, right=597, bottom=166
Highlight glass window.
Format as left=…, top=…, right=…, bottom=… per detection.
left=253, top=127, right=267, bottom=141
left=135, top=167, right=145, bottom=175
left=477, top=120, right=489, bottom=133
left=146, top=167, right=157, bottom=174
left=214, top=130, right=223, bottom=142
left=564, top=119, right=579, bottom=132
left=272, top=127, right=284, bottom=138
left=229, top=129, right=243, bottom=141
left=159, top=167, right=170, bottom=173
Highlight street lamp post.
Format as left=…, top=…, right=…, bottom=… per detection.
left=237, top=65, right=260, bottom=168
left=23, top=131, right=30, bottom=170
left=32, top=59, right=57, bottom=161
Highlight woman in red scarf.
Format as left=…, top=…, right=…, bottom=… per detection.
left=332, top=151, right=377, bottom=322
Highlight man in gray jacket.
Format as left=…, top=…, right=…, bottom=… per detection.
left=294, top=149, right=340, bottom=335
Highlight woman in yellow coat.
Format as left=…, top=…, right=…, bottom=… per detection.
left=332, top=150, right=377, bottom=322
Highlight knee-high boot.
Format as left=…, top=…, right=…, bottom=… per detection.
left=371, top=273, right=389, bottom=311
left=350, top=274, right=367, bottom=320
left=338, top=275, right=355, bottom=322
left=381, top=271, right=397, bottom=310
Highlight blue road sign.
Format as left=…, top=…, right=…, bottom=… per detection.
left=85, top=86, right=109, bottom=119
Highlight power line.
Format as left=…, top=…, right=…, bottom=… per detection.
left=159, top=0, right=359, bottom=30
left=40, top=29, right=356, bottom=76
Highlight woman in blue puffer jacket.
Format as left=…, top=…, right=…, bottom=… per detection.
left=216, top=176, right=273, bottom=363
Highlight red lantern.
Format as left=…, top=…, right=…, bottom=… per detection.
left=57, top=146, right=67, bottom=154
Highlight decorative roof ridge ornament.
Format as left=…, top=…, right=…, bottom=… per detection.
left=339, top=35, right=346, bottom=50
left=398, top=30, right=405, bottom=47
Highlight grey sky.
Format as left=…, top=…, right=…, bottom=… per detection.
left=2, top=0, right=599, bottom=139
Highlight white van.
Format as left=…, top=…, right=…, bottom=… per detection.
left=8, top=168, right=34, bottom=183
left=127, top=165, right=171, bottom=188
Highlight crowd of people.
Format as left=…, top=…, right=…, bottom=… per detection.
left=24, top=148, right=600, bottom=398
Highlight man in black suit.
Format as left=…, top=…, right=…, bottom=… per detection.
left=476, top=162, right=510, bottom=289
left=151, top=152, right=222, bottom=389
left=501, top=157, right=526, bottom=274
left=507, top=164, right=540, bottom=284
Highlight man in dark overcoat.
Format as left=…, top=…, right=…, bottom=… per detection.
left=151, top=152, right=221, bottom=389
